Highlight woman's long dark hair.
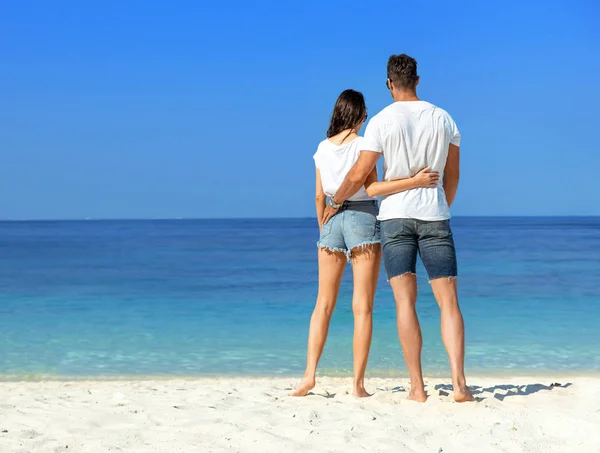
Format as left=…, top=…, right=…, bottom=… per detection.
left=326, top=89, right=367, bottom=138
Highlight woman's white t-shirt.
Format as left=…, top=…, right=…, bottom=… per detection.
left=313, top=137, right=376, bottom=202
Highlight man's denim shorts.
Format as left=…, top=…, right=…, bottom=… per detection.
left=318, top=200, right=380, bottom=258
left=381, top=218, right=457, bottom=281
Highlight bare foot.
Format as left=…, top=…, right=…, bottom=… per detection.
left=290, top=378, right=315, bottom=397
left=353, top=387, right=372, bottom=398
left=454, top=386, right=475, bottom=402
left=408, top=388, right=428, bottom=402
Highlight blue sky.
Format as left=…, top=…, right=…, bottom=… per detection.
left=1, top=0, right=599, bottom=219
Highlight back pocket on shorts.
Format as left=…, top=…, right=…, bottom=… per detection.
left=351, top=212, right=377, bottom=238
left=424, top=220, right=451, bottom=238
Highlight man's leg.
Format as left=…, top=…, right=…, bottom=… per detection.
left=418, top=220, right=474, bottom=402
left=429, top=277, right=473, bottom=402
left=389, top=273, right=427, bottom=401
left=381, top=219, right=426, bottom=401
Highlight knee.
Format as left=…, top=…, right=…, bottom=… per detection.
left=352, top=300, right=373, bottom=318
left=314, top=299, right=336, bottom=318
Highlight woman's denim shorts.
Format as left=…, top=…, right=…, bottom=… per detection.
left=318, top=200, right=381, bottom=259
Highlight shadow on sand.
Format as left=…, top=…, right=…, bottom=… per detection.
left=434, top=382, right=572, bottom=401
left=302, top=390, right=337, bottom=399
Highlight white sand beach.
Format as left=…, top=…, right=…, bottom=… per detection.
left=1, top=376, right=599, bottom=453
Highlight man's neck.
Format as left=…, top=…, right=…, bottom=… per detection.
left=393, top=90, right=420, bottom=102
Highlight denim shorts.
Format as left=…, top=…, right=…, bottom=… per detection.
left=318, top=200, right=381, bottom=258
left=381, top=218, right=457, bottom=281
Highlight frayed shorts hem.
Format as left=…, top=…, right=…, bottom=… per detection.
left=317, top=239, right=381, bottom=261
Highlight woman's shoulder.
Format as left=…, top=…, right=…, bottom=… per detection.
left=315, top=138, right=332, bottom=155
left=318, top=135, right=363, bottom=151
left=317, top=138, right=332, bottom=148
left=314, top=139, right=331, bottom=162
left=348, top=136, right=364, bottom=147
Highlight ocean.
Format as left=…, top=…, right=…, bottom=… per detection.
left=0, top=217, right=599, bottom=379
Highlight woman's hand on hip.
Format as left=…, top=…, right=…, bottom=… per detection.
left=321, top=205, right=338, bottom=226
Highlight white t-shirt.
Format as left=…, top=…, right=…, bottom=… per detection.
left=313, top=137, right=376, bottom=202
left=362, top=101, right=460, bottom=221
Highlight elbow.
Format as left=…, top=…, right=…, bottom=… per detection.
left=365, top=186, right=378, bottom=197
left=348, top=171, right=368, bottom=186
left=315, top=194, right=327, bottom=203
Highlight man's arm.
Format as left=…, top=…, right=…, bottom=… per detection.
left=321, top=150, right=380, bottom=225
left=443, top=144, right=460, bottom=206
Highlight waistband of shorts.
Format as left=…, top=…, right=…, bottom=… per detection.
left=340, top=199, right=377, bottom=207
left=338, top=199, right=379, bottom=213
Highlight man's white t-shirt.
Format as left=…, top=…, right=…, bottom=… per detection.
left=362, top=101, right=460, bottom=221
left=313, top=137, right=376, bottom=202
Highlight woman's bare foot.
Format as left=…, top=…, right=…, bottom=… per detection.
left=408, top=387, right=428, bottom=402
left=353, top=386, right=372, bottom=398
left=290, top=377, right=315, bottom=397
left=453, top=385, right=475, bottom=402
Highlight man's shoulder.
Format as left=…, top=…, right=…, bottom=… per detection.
left=372, top=101, right=453, bottom=118
left=425, top=102, right=456, bottom=122
left=365, top=105, right=396, bottom=132
left=371, top=103, right=397, bottom=120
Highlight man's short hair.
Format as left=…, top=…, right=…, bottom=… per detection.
left=387, top=54, right=418, bottom=91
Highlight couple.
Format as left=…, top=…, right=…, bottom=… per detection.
left=292, top=54, right=474, bottom=403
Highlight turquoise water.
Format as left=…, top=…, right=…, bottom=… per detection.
left=0, top=218, right=599, bottom=378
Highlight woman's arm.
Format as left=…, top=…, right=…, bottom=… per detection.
left=364, top=167, right=440, bottom=197
left=315, top=168, right=327, bottom=229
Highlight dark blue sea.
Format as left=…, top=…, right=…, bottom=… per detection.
left=0, top=217, right=599, bottom=379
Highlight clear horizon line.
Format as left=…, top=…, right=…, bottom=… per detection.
left=1, top=214, right=600, bottom=222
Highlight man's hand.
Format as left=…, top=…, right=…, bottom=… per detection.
left=321, top=205, right=339, bottom=226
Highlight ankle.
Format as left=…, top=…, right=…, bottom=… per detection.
left=410, top=380, right=425, bottom=391
left=353, top=378, right=365, bottom=389
left=302, top=373, right=316, bottom=382
left=453, top=376, right=467, bottom=389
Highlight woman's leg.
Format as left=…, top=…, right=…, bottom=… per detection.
left=350, top=244, right=381, bottom=397
left=291, top=248, right=347, bottom=396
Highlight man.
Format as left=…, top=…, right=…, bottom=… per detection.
left=322, top=54, right=473, bottom=402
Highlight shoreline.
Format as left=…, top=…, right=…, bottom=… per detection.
left=2, top=369, right=600, bottom=382
left=1, top=376, right=599, bottom=452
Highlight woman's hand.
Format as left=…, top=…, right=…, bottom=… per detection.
left=321, top=205, right=338, bottom=227
left=412, top=167, right=440, bottom=188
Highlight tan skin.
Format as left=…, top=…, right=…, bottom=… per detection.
left=320, top=79, right=474, bottom=403
left=294, top=121, right=379, bottom=398
left=293, top=118, right=440, bottom=398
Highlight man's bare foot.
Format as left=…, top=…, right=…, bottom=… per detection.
left=454, top=385, right=475, bottom=402
left=408, top=388, right=428, bottom=402
left=353, top=386, right=372, bottom=398
left=290, top=377, right=315, bottom=397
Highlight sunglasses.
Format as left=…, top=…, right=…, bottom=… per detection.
left=386, top=79, right=390, bottom=90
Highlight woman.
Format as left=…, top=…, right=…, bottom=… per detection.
left=291, top=89, right=440, bottom=397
